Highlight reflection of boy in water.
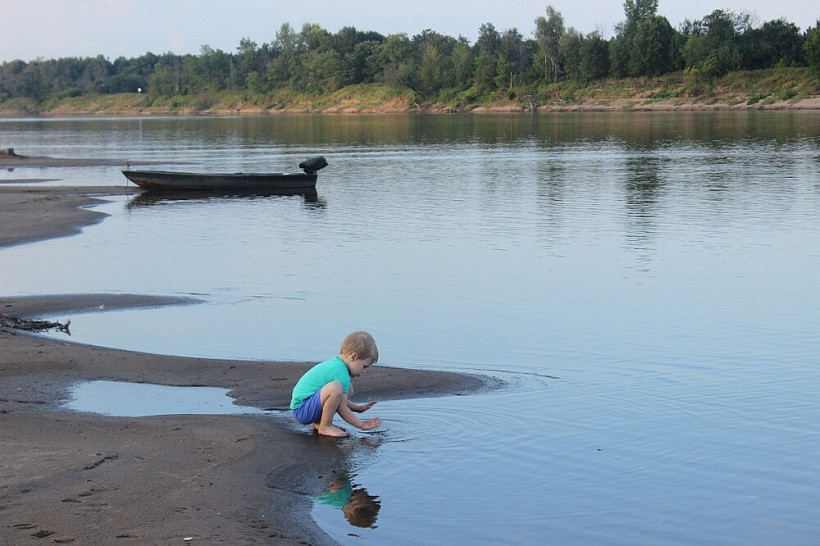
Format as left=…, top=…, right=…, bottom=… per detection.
left=314, top=475, right=381, bottom=528
left=343, top=489, right=381, bottom=528
left=314, top=476, right=353, bottom=508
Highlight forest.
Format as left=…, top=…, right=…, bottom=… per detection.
left=1, top=1, right=818, bottom=109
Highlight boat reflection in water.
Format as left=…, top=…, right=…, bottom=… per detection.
left=125, top=187, right=324, bottom=209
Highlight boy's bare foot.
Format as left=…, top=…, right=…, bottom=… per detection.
left=360, top=417, right=381, bottom=431
left=313, top=423, right=346, bottom=433
left=316, top=424, right=350, bottom=438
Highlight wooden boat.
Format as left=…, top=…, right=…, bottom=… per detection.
left=122, top=156, right=327, bottom=191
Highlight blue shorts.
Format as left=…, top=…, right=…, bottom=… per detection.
left=292, top=389, right=323, bottom=424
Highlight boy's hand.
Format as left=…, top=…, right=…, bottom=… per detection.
left=350, top=400, right=377, bottom=412
left=359, top=417, right=381, bottom=431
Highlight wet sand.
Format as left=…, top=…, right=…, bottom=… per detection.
left=0, top=185, right=137, bottom=248
left=0, top=186, right=498, bottom=544
left=0, top=150, right=158, bottom=168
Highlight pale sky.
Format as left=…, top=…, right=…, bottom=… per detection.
left=0, top=0, right=816, bottom=63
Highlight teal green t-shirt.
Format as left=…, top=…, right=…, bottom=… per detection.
left=290, top=356, right=351, bottom=409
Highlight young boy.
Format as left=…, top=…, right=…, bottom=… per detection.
left=290, top=331, right=381, bottom=438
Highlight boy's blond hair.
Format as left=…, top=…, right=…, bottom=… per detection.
left=341, top=331, right=378, bottom=361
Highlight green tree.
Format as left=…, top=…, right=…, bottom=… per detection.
left=412, top=30, right=458, bottom=94
left=302, top=49, right=341, bottom=92
left=741, top=19, right=805, bottom=69
left=579, top=31, right=610, bottom=81
left=610, top=0, right=665, bottom=77
left=299, top=23, right=331, bottom=52
left=148, top=53, right=182, bottom=96
left=474, top=23, right=500, bottom=91
left=7, top=62, right=46, bottom=100
left=233, top=37, right=259, bottom=89
left=378, top=33, right=415, bottom=89
left=329, top=26, right=385, bottom=85
left=109, top=73, right=143, bottom=93
left=535, top=6, right=564, bottom=82
left=183, top=45, right=231, bottom=93
left=559, top=28, right=583, bottom=82
left=476, top=22, right=500, bottom=57
left=349, top=40, right=383, bottom=84
left=268, top=23, right=299, bottom=87
left=419, top=43, right=444, bottom=95
left=630, top=14, right=676, bottom=76
left=805, top=22, right=820, bottom=72
left=609, top=30, right=630, bottom=77
left=499, top=28, right=527, bottom=87
left=111, top=53, right=155, bottom=93
left=623, top=0, right=658, bottom=25
left=682, top=10, right=743, bottom=78
left=451, top=40, right=475, bottom=88
left=47, top=58, right=84, bottom=97
left=287, top=23, right=333, bottom=91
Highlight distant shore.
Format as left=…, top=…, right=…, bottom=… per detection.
left=2, top=94, right=818, bottom=117
left=2, top=71, right=818, bottom=117
left=0, top=185, right=500, bottom=544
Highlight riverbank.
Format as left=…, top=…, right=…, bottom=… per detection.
left=3, top=92, right=819, bottom=117
left=0, top=186, right=499, bottom=543
left=1, top=69, right=818, bottom=116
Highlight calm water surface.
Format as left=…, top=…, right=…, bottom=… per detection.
left=2, top=113, right=819, bottom=543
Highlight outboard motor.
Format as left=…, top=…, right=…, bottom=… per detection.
left=299, top=156, right=328, bottom=174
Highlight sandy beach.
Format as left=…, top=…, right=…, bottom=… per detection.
left=0, top=184, right=498, bottom=544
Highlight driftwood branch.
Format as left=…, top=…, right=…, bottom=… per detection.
left=0, top=313, right=70, bottom=334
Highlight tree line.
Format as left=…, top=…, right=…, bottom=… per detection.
left=1, top=2, right=818, bottom=104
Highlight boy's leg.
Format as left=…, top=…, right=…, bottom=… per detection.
left=316, top=381, right=349, bottom=437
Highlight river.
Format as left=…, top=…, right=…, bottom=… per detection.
left=1, top=112, right=819, bottom=543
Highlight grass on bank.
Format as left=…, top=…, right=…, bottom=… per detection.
left=0, top=68, right=817, bottom=116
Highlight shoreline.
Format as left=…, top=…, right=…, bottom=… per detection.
left=0, top=185, right=137, bottom=248
left=2, top=87, right=819, bottom=118
left=0, top=186, right=501, bottom=543
left=2, top=98, right=819, bottom=118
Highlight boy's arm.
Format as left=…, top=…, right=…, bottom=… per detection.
left=347, top=399, right=377, bottom=412
left=338, top=401, right=381, bottom=430
left=345, top=383, right=376, bottom=412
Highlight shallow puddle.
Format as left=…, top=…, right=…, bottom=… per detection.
left=63, top=380, right=267, bottom=417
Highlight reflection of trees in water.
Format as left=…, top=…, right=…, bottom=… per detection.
left=534, top=161, right=567, bottom=246
left=624, top=155, right=663, bottom=268
left=17, top=112, right=815, bottom=158
left=528, top=112, right=812, bottom=149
